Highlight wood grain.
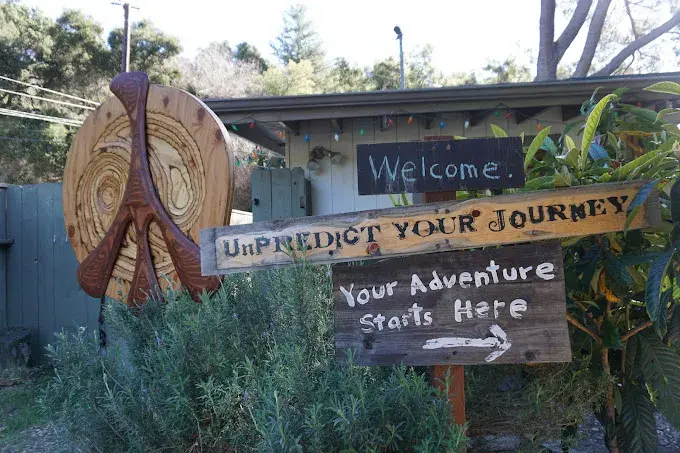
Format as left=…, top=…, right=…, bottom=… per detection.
left=333, top=241, right=570, bottom=365
left=64, top=72, right=234, bottom=303
left=201, top=181, right=660, bottom=275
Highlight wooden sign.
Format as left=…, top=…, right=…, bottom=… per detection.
left=333, top=241, right=570, bottom=365
left=64, top=72, right=234, bottom=303
left=201, top=181, right=660, bottom=275
left=356, top=137, right=524, bottom=195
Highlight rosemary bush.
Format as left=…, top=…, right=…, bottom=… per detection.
left=41, top=264, right=466, bottom=452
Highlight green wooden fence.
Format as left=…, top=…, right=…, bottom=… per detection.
left=0, top=183, right=99, bottom=363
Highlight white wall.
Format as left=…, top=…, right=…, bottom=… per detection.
left=286, top=108, right=572, bottom=216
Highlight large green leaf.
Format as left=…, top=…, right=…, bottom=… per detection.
left=604, top=252, right=633, bottom=289
left=563, top=134, right=576, bottom=152
left=668, top=304, right=680, bottom=350
left=656, top=108, right=680, bottom=122
left=610, top=148, right=669, bottom=181
left=618, top=383, right=659, bottom=453
left=490, top=124, right=507, bottom=138
left=602, top=318, right=624, bottom=349
left=524, top=126, right=551, bottom=169
left=662, top=124, right=680, bottom=137
left=624, top=180, right=659, bottom=233
left=581, top=94, right=616, bottom=170
left=645, top=249, right=674, bottom=333
left=644, top=81, right=680, bottom=96
left=638, top=332, right=680, bottom=428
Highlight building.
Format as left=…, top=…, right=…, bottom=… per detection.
left=204, top=72, right=680, bottom=218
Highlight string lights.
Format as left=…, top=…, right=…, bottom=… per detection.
left=227, top=103, right=581, bottom=164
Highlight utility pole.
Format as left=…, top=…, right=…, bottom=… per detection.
left=112, top=2, right=139, bottom=73
left=394, top=26, right=405, bottom=90
left=122, top=3, right=131, bottom=72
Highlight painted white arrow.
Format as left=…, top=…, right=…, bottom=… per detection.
left=422, top=324, right=512, bottom=362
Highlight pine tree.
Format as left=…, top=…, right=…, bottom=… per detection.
left=270, top=4, right=324, bottom=68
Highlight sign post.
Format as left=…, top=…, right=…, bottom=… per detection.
left=422, top=135, right=464, bottom=427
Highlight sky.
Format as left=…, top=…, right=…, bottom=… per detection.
left=21, top=0, right=680, bottom=76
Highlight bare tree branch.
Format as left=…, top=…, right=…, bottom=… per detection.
left=593, top=9, right=680, bottom=76
left=573, top=0, right=613, bottom=77
left=555, top=0, right=594, bottom=62
left=537, top=0, right=557, bottom=81
left=624, top=0, right=641, bottom=38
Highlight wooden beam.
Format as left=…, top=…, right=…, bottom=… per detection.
left=201, top=181, right=661, bottom=275
left=330, top=118, right=344, bottom=134
left=561, top=105, right=583, bottom=122
left=468, top=111, right=486, bottom=127
left=424, top=114, right=437, bottom=130
left=515, top=107, right=549, bottom=124
left=283, top=121, right=300, bottom=136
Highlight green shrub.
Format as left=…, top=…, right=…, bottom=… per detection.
left=41, top=264, right=466, bottom=452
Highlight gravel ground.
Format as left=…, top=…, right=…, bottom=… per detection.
left=1, top=413, right=678, bottom=452
left=0, top=423, right=83, bottom=453
left=468, top=412, right=680, bottom=452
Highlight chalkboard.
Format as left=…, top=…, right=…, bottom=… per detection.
left=333, top=241, right=571, bottom=366
left=356, top=137, right=524, bottom=195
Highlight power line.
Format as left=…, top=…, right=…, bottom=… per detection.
left=0, top=75, right=99, bottom=106
left=0, top=108, right=82, bottom=127
left=0, top=87, right=96, bottom=110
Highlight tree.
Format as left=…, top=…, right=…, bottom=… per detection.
left=262, top=59, right=317, bottom=95
left=107, top=19, right=182, bottom=85
left=270, top=4, right=324, bottom=68
left=0, top=2, right=183, bottom=183
left=536, top=0, right=680, bottom=80
left=179, top=41, right=263, bottom=98
left=368, top=57, right=400, bottom=90
left=326, top=58, right=371, bottom=93
left=234, top=42, right=269, bottom=72
left=482, top=58, right=533, bottom=84
left=406, top=44, right=445, bottom=88
left=41, top=9, right=110, bottom=101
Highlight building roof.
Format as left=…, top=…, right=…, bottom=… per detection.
left=203, top=72, right=680, bottom=152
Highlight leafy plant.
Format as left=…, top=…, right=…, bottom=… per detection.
left=41, top=264, right=466, bottom=452
left=520, top=83, right=680, bottom=453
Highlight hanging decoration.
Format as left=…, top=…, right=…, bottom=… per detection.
left=224, top=108, right=572, bottom=146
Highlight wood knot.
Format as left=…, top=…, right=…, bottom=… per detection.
left=472, top=209, right=481, bottom=217
left=163, top=96, right=170, bottom=108
left=106, top=111, right=111, bottom=119
left=367, top=243, right=381, bottom=256
left=67, top=225, right=75, bottom=238
left=197, top=108, right=205, bottom=121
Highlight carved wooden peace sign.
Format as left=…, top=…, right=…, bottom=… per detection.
left=63, top=72, right=234, bottom=304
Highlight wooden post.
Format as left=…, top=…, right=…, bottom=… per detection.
left=422, top=135, right=466, bottom=427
